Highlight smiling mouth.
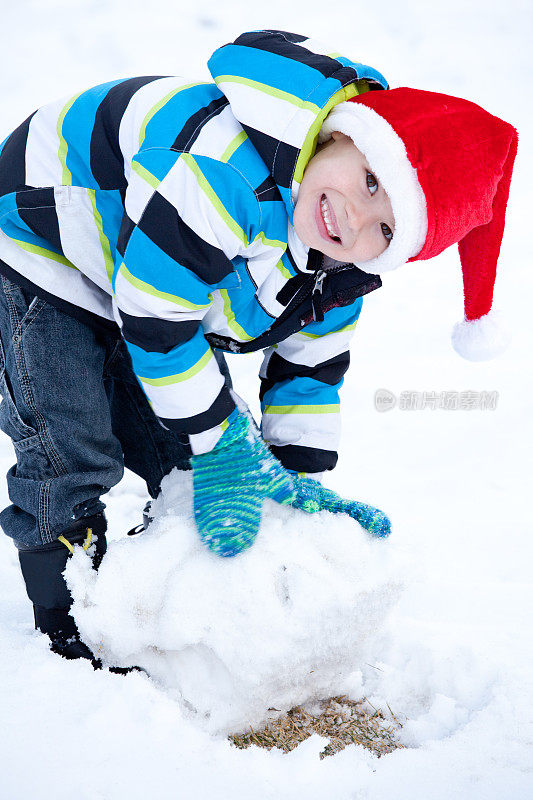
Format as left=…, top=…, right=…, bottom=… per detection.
left=320, top=194, right=341, bottom=242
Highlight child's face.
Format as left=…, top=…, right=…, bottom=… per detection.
left=293, top=132, right=395, bottom=264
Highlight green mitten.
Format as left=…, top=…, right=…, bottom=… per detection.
left=191, top=413, right=295, bottom=557
left=291, top=476, right=391, bottom=538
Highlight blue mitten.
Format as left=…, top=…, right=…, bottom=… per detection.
left=291, top=476, right=391, bottom=538
left=191, top=413, right=296, bottom=557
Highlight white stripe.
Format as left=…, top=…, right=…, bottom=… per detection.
left=266, top=325, right=355, bottom=369
left=124, top=166, right=156, bottom=224
left=114, top=268, right=210, bottom=317
left=287, top=222, right=311, bottom=272
left=188, top=105, right=244, bottom=160
left=118, top=77, right=195, bottom=180
left=215, top=80, right=316, bottom=149
left=262, top=411, right=340, bottom=451
left=138, top=357, right=224, bottom=420
left=25, top=94, right=70, bottom=187
left=157, top=156, right=246, bottom=257
left=188, top=423, right=225, bottom=455
left=0, top=228, right=115, bottom=319
left=54, top=187, right=112, bottom=294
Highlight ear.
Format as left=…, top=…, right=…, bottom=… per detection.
left=330, top=130, right=351, bottom=142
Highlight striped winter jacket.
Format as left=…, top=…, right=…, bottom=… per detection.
left=0, top=30, right=388, bottom=474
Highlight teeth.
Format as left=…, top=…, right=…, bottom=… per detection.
left=320, top=197, right=338, bottom=240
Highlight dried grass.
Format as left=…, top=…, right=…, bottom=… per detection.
left=229, top=695, right=404, bottom=760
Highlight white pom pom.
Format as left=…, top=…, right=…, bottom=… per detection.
left=451, top=310, right=511, bottom=361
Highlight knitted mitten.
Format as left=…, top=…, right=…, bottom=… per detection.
left=191, top=413, right=296, bottom=557
left=291, top=476, right=391, bottom=538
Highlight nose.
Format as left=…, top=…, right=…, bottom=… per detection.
left=346, top=198, right=377, bottom=233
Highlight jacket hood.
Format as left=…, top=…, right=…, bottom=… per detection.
left=208, top=30, right=388, bottom=222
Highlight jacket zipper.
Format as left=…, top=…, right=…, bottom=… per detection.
left=311, top=269, right=327, bottom=322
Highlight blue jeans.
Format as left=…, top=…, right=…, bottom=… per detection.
left=0, top=276, right=194, bottom=549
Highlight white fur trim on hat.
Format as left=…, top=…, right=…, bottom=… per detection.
left=319, top=101, right=428, bottom=273
left=451, top=310, right=510, bottom=361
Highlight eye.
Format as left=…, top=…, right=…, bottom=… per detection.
left=366, top=171, right=378, bottom=195
left=381, top=223, right=393, bottom=242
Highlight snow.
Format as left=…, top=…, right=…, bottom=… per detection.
left=67, top=469, right=403, bottom=734
left=1, top=1, right=533, bottom=798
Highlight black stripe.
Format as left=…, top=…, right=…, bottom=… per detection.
left=261, top=31, right=307, bottom=43
left=91, top=77, right=165, bottom=189
left=0, top=112, right=36, bottom=196
left=241, top=125, right=298, bottom=189
left=254, top=176, right=283, bottom=203
left=171, top=95, right=228, bottom=153
left=233, top=30, right=357, bottom=82
left=275, top=272, right=308, bottom=305
left=260, top=351, right=350, bottom=401
left=270, top=443, right=337, bottom=473
left=159, top=386, right=235, bottom=435
left=15, top=188, right=63, bottom=254
left=117, top=213, right=135, bottom=258
left=121, top=314, right=199, bottom=354
left=137, top=191, right=233, bottom=283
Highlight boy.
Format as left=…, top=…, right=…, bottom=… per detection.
left=0, top=30, right=517, bottom=665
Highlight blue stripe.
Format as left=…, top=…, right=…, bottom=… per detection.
left=262, top=375, right=343, bottom=409
left=128, top=325, right=211, bottom=378
left=123, top=226, right=213, bottom=306
left=226, top=260, right=277, bottom=336
left=251, top=193, right=292, bottom=249
left=214, top=44, right=339, bottom=101
left=301, top=298, right=362, bottom=336
left=132, top=148, right=181, bottom=183
left=334, top=57, right=389, bottom=88
left=191, top=154, right=258, bottom=242
left=62, top=80, right=125, bottom=186
left=91, top=188, right=124, bottom=267
left=227, top=139, right=271, bottom=194
left=0, top=193, right=64, bottom=255
left=142, top=84, right=223, bottom=150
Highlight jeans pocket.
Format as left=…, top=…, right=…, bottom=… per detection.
left=1, top=277, right=47, bottom=339
left=0, top=335, right=38, bottom=442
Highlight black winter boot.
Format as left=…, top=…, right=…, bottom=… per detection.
left=18, top=513, right=108, bottom=668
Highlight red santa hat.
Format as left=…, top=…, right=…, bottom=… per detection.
left=319, top=88, right=518, bottom=361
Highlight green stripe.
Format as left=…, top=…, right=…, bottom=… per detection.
left=293, top=82, right=361, bottom=185
left=300, top=320, right=359, bottom=339
left=118, top=262, right=210, bottom=310
left=131, top=160, right=161, bottom=190
left=275, top=258, right=292, bottom=281
left=180, top=153, right=248, bottom=246
left=220, top=130, right=248, bottom=163
left=215, top=75, right=320, bottom=113
left=220, top=289, right=254, bottom=341
left=263, top=404, right=340, bottom=415
left=252, top=231, right=285, bottom=251
left=138, top=82, right=208, bottom=149
left=12, top=238, right=77, bottom=269
left=138, top=348, right=213, bottom=386
left=57, top=91, right=84, bottom=185
left=87, top=189, right=114, bottom=283
left=251, top=233, right=291, bottom=279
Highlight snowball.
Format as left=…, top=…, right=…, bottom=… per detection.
left=66, top=469, right=404, bottom=735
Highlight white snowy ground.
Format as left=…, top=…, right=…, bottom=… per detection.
left=1, top=1, right=532, bottom=798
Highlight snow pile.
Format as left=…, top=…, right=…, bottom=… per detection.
left=66, top=469, right=404, bottom=734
